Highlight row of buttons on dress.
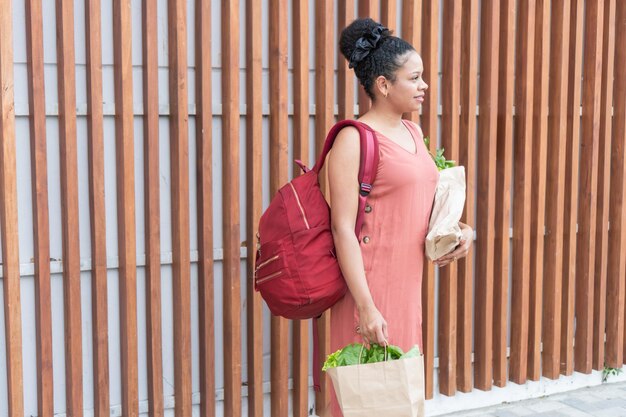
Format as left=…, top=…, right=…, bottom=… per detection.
left=358, top=204, right=372, bottom=333
left=362, top=204, right=372, bottom=243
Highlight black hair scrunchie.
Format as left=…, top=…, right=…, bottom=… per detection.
left=348, top=25, right=388, bottom=69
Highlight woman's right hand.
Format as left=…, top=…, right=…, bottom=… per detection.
left=357, top=304, right=388, bottom=345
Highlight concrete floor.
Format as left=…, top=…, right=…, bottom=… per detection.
left=437, top=381, right=626, bottom=417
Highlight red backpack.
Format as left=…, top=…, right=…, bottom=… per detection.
left=254, top=120, right=379, bottom=319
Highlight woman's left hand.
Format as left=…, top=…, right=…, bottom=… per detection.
left=434, top=222, right=473, bottom=267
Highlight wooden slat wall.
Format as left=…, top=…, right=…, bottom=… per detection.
left=606, top=0, right=626, bottom=368
left=575, top=0, right=604, bottom=375
left=474, top=0, right=499, bottom=392
left=338, top=1, right=356, bottom=122
left=593, top=0, right=615, bottom=372
left=457, top=0, right=478, bottom=394
left=401, top=0, right=421, bottom=125
left=221, top=0, right=242, bottom=415
left=86, top=0, right=110, bottom=415
left=245, top=0, right=264, bottom=415
left=421, top=0, right=439, bottom=400
left=315, top=0, right=335, bottom=412
left=6, top=2, right=626, bottom=416
left=562, top=0, right=584, bottom=376
left=438, top=0, right=461, bottom=397
left=56, top=0, right=84, bottom=414
left=493, top=0, right=514, bottom=389
left=528, top=0, right=549, bottom=382
left=381, top=0, right=396, bottom=28
left=0, top=0, right=24, bottom=414
left=143, top=1, right=164, bottom=415
left=510, top=0, right=535, bottom=385
left=168, top=1, right=192, bottom=413
left=269, top=1, right=290, bottom=415
left=25, top=0, right=54, bottom=415
left=292, top=1, right=310, bottom=416
left=543, top=0, right=570, bottom=380
left=113, top=0, right=138, bottom=414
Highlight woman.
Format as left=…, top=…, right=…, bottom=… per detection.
left=325, top=18, right=473, bottom=415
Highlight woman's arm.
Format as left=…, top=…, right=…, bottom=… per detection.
left=328, top=126, right=388, bottom=345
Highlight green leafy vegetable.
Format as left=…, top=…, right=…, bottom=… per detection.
left=322, top=343, right=422, bottom=371
left=400, top=345, right=421, bottom=359
left=322, top=344, right=363, bottom=371
left=322, top=348, right=342, bottom=371
left=386, top=344, right=405, bottom=360
left=424, top=136, right=456, bottom=171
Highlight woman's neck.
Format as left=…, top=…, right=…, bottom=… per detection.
left=359, top=101, right=404, bottom=128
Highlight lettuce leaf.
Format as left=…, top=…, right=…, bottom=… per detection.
left=322, top=343, right=411, bottom=370
left=400, top=345, right=421, bottom=359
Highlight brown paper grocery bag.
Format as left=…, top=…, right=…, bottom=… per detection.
left=326, top=355, right=425, bottom=417
left=426, top=166, right=466, bottom=260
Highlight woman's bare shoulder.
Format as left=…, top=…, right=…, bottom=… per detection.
left=329, top=125, right=361, bottom=164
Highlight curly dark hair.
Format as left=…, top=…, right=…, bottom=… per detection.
left=339, top=18, right=415, bottom=100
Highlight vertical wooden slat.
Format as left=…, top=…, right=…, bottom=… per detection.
left=543, top=0, right=570, bottom=380
left=575, top=0, right=604, bottom=375
left=293, top=1, right=310, bottom=415
left=315, top=0, right=336, bottom=176
left=493, top=0, right=514, bottom=388
left=25, top=0, right=54, bottom=415
left=474, top=0, right=499, bottom=392
left=561, top=0, right=584, bottom=376
left=421, top=0, right=439, bottom=399
left=315, top=0, right=334, bottom=412
left=437, top=0, right=461, bottom=397
left=168, top=0, right=193, bottom=415
left=0, top=1, right=24, bottom=414
left=197, top=1, right=217, bottom=416
left=510, top=0, right=535, bottom=385
left=143, top=0, right=164, bottom=415
left=358, top=0, right=379, bottom=21
left=245, top=0, right=263, bottom=415
left=457, top=0, right=477, bottom=393
left=86, top=0, right=110, bottom=415
left=293, top=0, right=310, bottom=175
left=420, top=0, right=438, bottom=142
left=528, top=0, right=550, bottom=381
left=56, top=0, right=84, bottom=414
left=357, top=0, right=379, bottom=116
left=401, top=0, right=422, bottom=124
left=606, top=0, right=626, bottom=368
left=222, top=0, right=242, bottom=415
left=380, top=0, right=396, bottom=29
left=269, top=2, right=289, bottom=416
left=111, top=1, right=140, bottom=415
left=338, top=0, right=355, bottom=122
left=113, top=0, right=138, bottom=415
left=422, top=254, right=435, bottom=397
left=593, top=0, right=615, bottom=371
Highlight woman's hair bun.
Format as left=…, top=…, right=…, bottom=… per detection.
left=339, top=17, right=415, bottom=100
left=339, top=18, right=391, bottom=68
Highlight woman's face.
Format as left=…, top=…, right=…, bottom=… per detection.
left=384, top=51, right=428, bottom=112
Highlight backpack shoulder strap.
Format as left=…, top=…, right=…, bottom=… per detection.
left=312, top=120, right=379, bottom=238
left=311, top=121, right=379, bottom=392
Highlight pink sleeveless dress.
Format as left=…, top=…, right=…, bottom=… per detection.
left=328, top=120, right=439, bottom=416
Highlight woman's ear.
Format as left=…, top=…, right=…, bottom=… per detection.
left=375, top=76, right=389, bottom=98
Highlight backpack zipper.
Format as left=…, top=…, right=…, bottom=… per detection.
left=255, top=270, right=283, bottom=285
left=288, top=182, right=310, bottom=229
left=255, top=254, right=279, bottom=273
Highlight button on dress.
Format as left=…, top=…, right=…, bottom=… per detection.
left=328, top=120, right=439, bottom=416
